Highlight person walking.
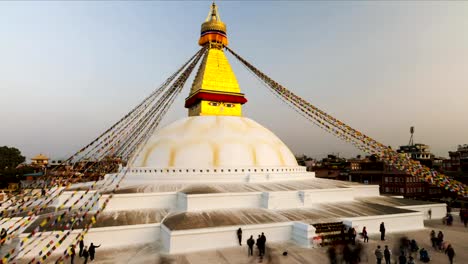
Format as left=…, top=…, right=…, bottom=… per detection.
left=437, top=231, right=444, bottom=250
left=380, top=222, right=386, bottom=241
left=247, top=235, right=255, bottom=256
left=69, top=245, right=76, bottom=264
left=236, top=228, right=242, bottom=246
left=428, top=209, right=432, bottom=220
left=464, top=210, right=468, bottom=228
left=398, top=253, right=407, bottom=264
left=419, top=248, right=430, bottom=263
left=430, top=230, right=436, bottom=249
left=445, top=244, right=455, bottom=264
left=256, top=235, right=262, bottom=256
left=260, top=232, right=267, bottom=256
left=79, top=238, right=84, bottom=257
left=362, top=226, right=369, bottom=243
left=88, top=242, right=101, bottom=261
left=374, top=245, right=383, bottom=264
left=82, top=246, right=89, bottom=264
left=384, top=245, right=391, bottom=264
left=349, top=227, right=357, bottom=245
left=348, top=227, right=354, bottom=244
left=327, top=245, right=337, bottom=264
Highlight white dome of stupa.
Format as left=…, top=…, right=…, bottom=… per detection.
left=133, top=115, right=298, bottom=168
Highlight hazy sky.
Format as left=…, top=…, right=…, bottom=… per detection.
left=1, top=1, right=467, bottom=161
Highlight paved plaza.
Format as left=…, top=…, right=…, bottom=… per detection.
left=47, top=218, right=466, bottom=264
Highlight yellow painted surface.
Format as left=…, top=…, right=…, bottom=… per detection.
left=189, top=101, right=242, bottom=116
left=187, top=47, right=244, bottom=117
left=190, top=48, right=241, bottom=95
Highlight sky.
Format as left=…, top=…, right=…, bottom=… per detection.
left=1, top=1, right=467, bottom=161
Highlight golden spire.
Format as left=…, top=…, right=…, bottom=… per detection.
left=185, top=3, right=247, bottom=117
left=198, top=2, right=228, bottom=47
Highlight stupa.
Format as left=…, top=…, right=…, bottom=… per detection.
left=6, top=3, right=447, bottom=261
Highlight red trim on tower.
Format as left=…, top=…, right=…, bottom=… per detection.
left=185, top=92, right=247, bottom=108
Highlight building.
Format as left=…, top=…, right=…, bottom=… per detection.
left=3, top=4, right=447, bottom=260
left=333, top=154, right=448, bottom=199
left=312, top=154, right=347, bottom=179
left=30, top=153, right=49, bottom=167
left=448, top=144, right=468, bottom=173
left=397, top=144, right=434, bottom=168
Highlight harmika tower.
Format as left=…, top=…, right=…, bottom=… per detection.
left=185, top=3, right=247, bottom=117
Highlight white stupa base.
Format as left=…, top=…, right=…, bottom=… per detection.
left=121, top=166, right=313, bottom=185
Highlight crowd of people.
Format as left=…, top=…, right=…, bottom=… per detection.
left=324, top=220, right=459, bottom=264
left=68, top=238, right=101, bottom=264
left=237, top=228, right=268, bottom=261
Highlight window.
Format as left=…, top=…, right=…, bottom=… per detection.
left=208, top=102, right=220, bottom=106
left=225, top=103, right=235, bottom=108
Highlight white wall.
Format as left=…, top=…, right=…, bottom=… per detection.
left=261, top=188, right=355, bottom=210
left=0, top=217, right=30, bottom=245
left=351, top=185, right=380, bottom=197
left=163, top=222, right=293, bottom=254
left=262, top=191, right=303, bottom=209
left=301, top=188, right=355, bottom=205
left=16, top=224, right=161, bottom=259
left=181, top=192, right=262, bottom=211
left=397, top=203, right=446, bottom=220
left=121, top=167, right=314, bottom=184
left=342, top=212, right=424, bottom=235
left=55, top=191, right=100, bottom=211
left=292, top=222, right=316, bottom=248
left=101, top=192, right=177, bottom=211
left=96, top=185, right=381, bottom=213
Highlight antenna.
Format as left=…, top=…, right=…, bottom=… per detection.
left=409, top=126, right=414, bottom=146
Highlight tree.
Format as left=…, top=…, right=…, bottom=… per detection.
left=0, top=146, right=25, bottom=171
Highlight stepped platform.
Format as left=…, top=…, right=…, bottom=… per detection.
left=2, top=179, right=445, bottom=258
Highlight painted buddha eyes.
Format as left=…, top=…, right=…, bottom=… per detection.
left=208, top=102, right=235, bottom=108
